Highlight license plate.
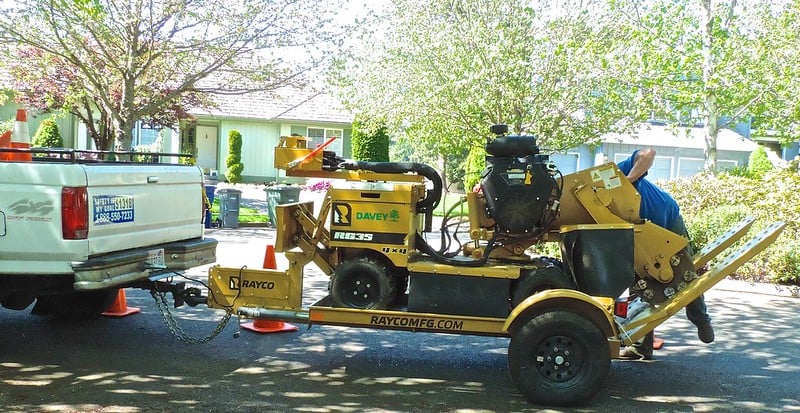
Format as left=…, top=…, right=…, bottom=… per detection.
left=146, top=248, right=166, bottom=268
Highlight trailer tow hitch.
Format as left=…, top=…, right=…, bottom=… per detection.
left=133, top=274, right=232, bottom=344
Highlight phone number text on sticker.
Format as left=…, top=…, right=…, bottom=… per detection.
left=93, top=195, right=134, bottom=225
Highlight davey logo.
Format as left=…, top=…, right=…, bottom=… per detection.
left=356, top=210, right=400, bottom=222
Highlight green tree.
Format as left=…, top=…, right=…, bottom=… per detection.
left=226, top=130, right=244, bottom=183
left=333, top=0, right=641, bottom=174
left=463, top=144, right=486, bottom=192
left=32, top=118, right=63, bottom=148
left=0, top=0, right=342, bottom=150
left=351, top=115, right=390, bottom=162
left=608, top=0, right=800, bottom=171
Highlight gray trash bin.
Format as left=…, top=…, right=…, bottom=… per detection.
left=265, top=185, right=301, bottom=227
left=217, top=188, right=242, bottom=228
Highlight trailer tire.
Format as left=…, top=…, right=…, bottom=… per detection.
left=508, top=310, right=610, bottom=406
left=511, top=265, right=575, bottom=308
left=330, top=257, right=396, bottom=310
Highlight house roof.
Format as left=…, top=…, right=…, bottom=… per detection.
left=190, top=87, right=354, bottom=125
left=602, top=124, right=758, bottom=152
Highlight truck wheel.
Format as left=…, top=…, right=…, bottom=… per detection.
left=511, top=266, right=575, bottom=308
left=508, top=310, right=610, bottom=406
left=32, top=289, right=120, bottom=319
left=330, top=257, right=396, bottom=309
left=0, top=293, right=36, bottom=310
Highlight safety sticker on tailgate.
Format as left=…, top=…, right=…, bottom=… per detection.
left=93, top=195, right=134, bottom=225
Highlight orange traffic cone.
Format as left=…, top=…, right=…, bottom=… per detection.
left=102, top=289, right=141, bottom=317
left=241, top=244, right=299, bottom=334
left=0, top=130, right=11, bottom=161
left=262, top=244, right=277, bottom=270
left=8, top=109, right=31, bottom=161
left=240, top=318, right=300, bottom=333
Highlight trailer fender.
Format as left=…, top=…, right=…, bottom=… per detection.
left=503, top=289, right=617, bottom=338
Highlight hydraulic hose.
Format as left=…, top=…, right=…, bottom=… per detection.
left=339, top=160, right=443, bottom=213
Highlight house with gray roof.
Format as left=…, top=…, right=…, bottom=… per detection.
left=172, top=87, right=354, bottom=182
left=548, top=123, right=759, bottom=180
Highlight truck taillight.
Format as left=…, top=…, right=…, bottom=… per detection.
left=62, top=186, right=89, bottom=240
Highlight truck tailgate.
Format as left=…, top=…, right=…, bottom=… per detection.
left=85, top=164, right=204, bottom=256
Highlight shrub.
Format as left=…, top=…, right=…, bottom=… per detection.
left=747, top=146, right=773, bottom=179
left=32, top=119, right=63, bottom=148
left=225, top=129, right=244, bottom=183
left=685, top=204, right=752, bottom=254
left=352, top=116, right=390, bottom=162
left=665, top=169, right=800, bottom=285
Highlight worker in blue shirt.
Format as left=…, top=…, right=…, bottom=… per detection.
left=617, top=149, right=714, bottom=358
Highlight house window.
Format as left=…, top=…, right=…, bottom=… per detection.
left=613, top=153, right=672, bottom=180
left=132, top=122, right=161, bottom=149
left=307, top=127, right=343, bottom=155
left=549, top=153, right=580, bottom=174
left=678, top=158, right=704, bottom=177
left=650, top=156, right=673, bottom=180
left=718, top=160, right=738, bottom=171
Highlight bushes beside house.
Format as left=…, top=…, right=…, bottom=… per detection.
left=32, top=119, right=63, bottom=148
left=225, top=129, right=244, bottom=183
left=661, top=170, right=800, bottom=285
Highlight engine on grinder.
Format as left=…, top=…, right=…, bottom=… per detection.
left=478, top=124, right=561, bottom=240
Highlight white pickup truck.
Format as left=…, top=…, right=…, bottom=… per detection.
left=0, top=149, right=217, bottom=317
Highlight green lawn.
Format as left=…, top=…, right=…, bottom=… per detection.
left=210, top=199, right=269, bottom=224
left=433, top=192, right=469, bottom=217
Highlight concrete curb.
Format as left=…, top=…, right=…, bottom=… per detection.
left=715, top=278, right=800, bottom=298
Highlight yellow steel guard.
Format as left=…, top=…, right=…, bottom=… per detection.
left=207, top=265, right=303, bottom=311
left=503, top=289, right=616, bottom=333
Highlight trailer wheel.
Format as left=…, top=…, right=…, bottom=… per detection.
left=508, top=310, right=610, bottom=406
left=511, top=266, right=575, bottom=308
left=330, top=257, right=396, bottom=309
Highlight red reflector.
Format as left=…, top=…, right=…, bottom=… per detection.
left=614, top=299, right=628, bottom=318
left=62, top=187, right=89, bottom=240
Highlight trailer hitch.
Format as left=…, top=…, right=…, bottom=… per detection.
left=130, top=273, right=208, bottom=308
left=179, top=287, right=207, bottom=307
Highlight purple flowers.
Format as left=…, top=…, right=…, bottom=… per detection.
left=304, top=180, right=331, bottom=192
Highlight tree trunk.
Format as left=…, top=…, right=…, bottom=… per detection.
left=701, top=0, right=718, bottom=172
left=438, top=153, right=449, bottom=193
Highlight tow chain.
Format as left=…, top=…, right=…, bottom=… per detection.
left=150, top=290, right=232, bottom=344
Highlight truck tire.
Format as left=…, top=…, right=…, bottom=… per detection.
left=511, top=265, right=575, bottom=308
left=508, top=310, right=610, bottom=406
left=330, top=257, right=396, bottom=310
left=0, top=293, right=36, bottom=310
left=32, top=289, right=120, bottom=319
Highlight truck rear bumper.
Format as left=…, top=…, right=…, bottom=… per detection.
left=72, top=237, right=217, bottom=290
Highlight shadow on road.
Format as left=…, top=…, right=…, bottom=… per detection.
left=1, top=286, right=798, bottom=412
